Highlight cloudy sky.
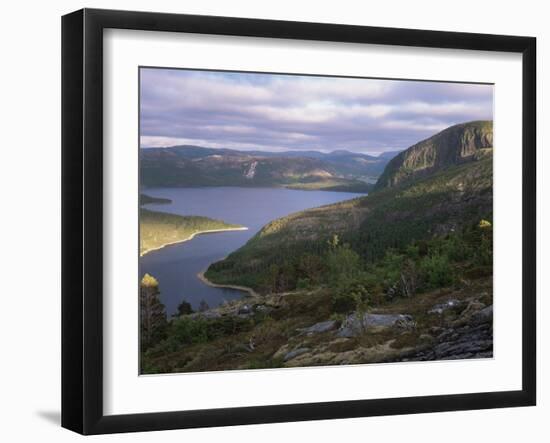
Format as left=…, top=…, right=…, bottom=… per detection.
left=140, top=68, right=493, bottom=155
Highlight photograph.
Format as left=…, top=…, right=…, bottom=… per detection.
left=138, top=68, right=494, bottom=374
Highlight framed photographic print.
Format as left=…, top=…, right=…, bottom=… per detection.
left=61, top=8, right=536, bottom=435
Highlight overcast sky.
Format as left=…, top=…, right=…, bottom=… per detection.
left=140, top=68, right=493, bottom=155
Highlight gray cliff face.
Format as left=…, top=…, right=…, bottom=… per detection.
left=375, top=120, right=493, bottom=190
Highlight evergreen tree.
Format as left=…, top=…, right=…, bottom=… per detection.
left=140, top=273, right=167, bottom=350
left=198, top=299, right=210, bottom=312
left=176, top=299, right=193, bottom=316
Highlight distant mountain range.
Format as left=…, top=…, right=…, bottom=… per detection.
left=140, top=145, right=401, bottom=192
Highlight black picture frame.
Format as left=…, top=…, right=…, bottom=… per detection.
left=61, top=8, right=537, bottom=435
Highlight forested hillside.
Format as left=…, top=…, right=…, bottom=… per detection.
left=205, top=155, right=492, bottom=292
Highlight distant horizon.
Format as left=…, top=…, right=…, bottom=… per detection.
left=139, top=143, right=406, bottom=157
left=140, top=67, right=494, bottom=155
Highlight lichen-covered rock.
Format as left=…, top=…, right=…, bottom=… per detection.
left=452, top=300, right=486, bottom=326
left=472, top=305, right=493, bottom=324
left=337, top=313, right=415, bottom=338
left=284, top=339, right=419, bottom=367
left=428, top=299, right=462, bottom=315
left=283, top=347, right=311, bottom=362
left=273, top=344, right=291, bottom=361
left=297, top=320, right=338, bottom=335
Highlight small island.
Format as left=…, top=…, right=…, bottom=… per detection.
left=140, top=208, right=247, bottom=256
left=139, top=193, right=172, bottom=205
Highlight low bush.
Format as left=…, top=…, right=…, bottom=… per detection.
left=419, top=253, right=454, bottom=289
left=330, top=277, right=370, bottom=314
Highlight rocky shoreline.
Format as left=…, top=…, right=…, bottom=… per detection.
left=197, top=270, right=258, bottom=298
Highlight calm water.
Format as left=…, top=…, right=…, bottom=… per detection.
left=140, top=187, right=364, bottom=315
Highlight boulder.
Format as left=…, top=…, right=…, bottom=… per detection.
left=418, top=322, right=493, bottom=361
left=238, top=304, right=253, bottom=315
left=458, top=300, right=485, bottom=319
left=297, top=320, right=338, bottom=335
left=472, top=305, right=493, bottom=324
left=428, top=299, right=462, bottom=315
left=451, top=300, right=488, bottom=327
left=283, top=347, right=311, bottom=362
left=337, top=313, right=415, bottom=338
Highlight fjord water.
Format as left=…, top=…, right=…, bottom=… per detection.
left=140, top=187, right=363, bottom=315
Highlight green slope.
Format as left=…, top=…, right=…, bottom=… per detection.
left=140, top=209, right=245, bottom=256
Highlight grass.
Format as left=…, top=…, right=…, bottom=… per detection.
left=284, top=178, right=371, bottom=193
left=140, top=208, right=245, bottom=255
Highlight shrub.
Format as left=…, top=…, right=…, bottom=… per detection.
left=298, top=254, right=325, bottom=285
left=419, top=253, right=453, bottom=288
left=379, top=250, right=405, bottom=282
left=331, top=290, right=357, bottom=314
left=329, top=312, right=346, bottom=324
left=326, top=244, right=363, bottom=287
left=441, top=234, right=472, bottom=262
left=331, top=278, right=370, bottom=314
left=405, top=244, right=420, bottom=260
left=296, top=278, right=311, bottom=289
left=157, top=315, right=254, bottom=354
left=170, top=317, right=210, bottom=345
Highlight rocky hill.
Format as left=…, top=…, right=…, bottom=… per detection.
left=374, top=121, right=493, bottom=190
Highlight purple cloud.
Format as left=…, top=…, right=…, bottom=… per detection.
left=140, top=68, right=493, bottom=154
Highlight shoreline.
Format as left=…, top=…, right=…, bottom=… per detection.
left=197, top=270, right=259, bottom=298
left=140, top=226, right=248, bottom=257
